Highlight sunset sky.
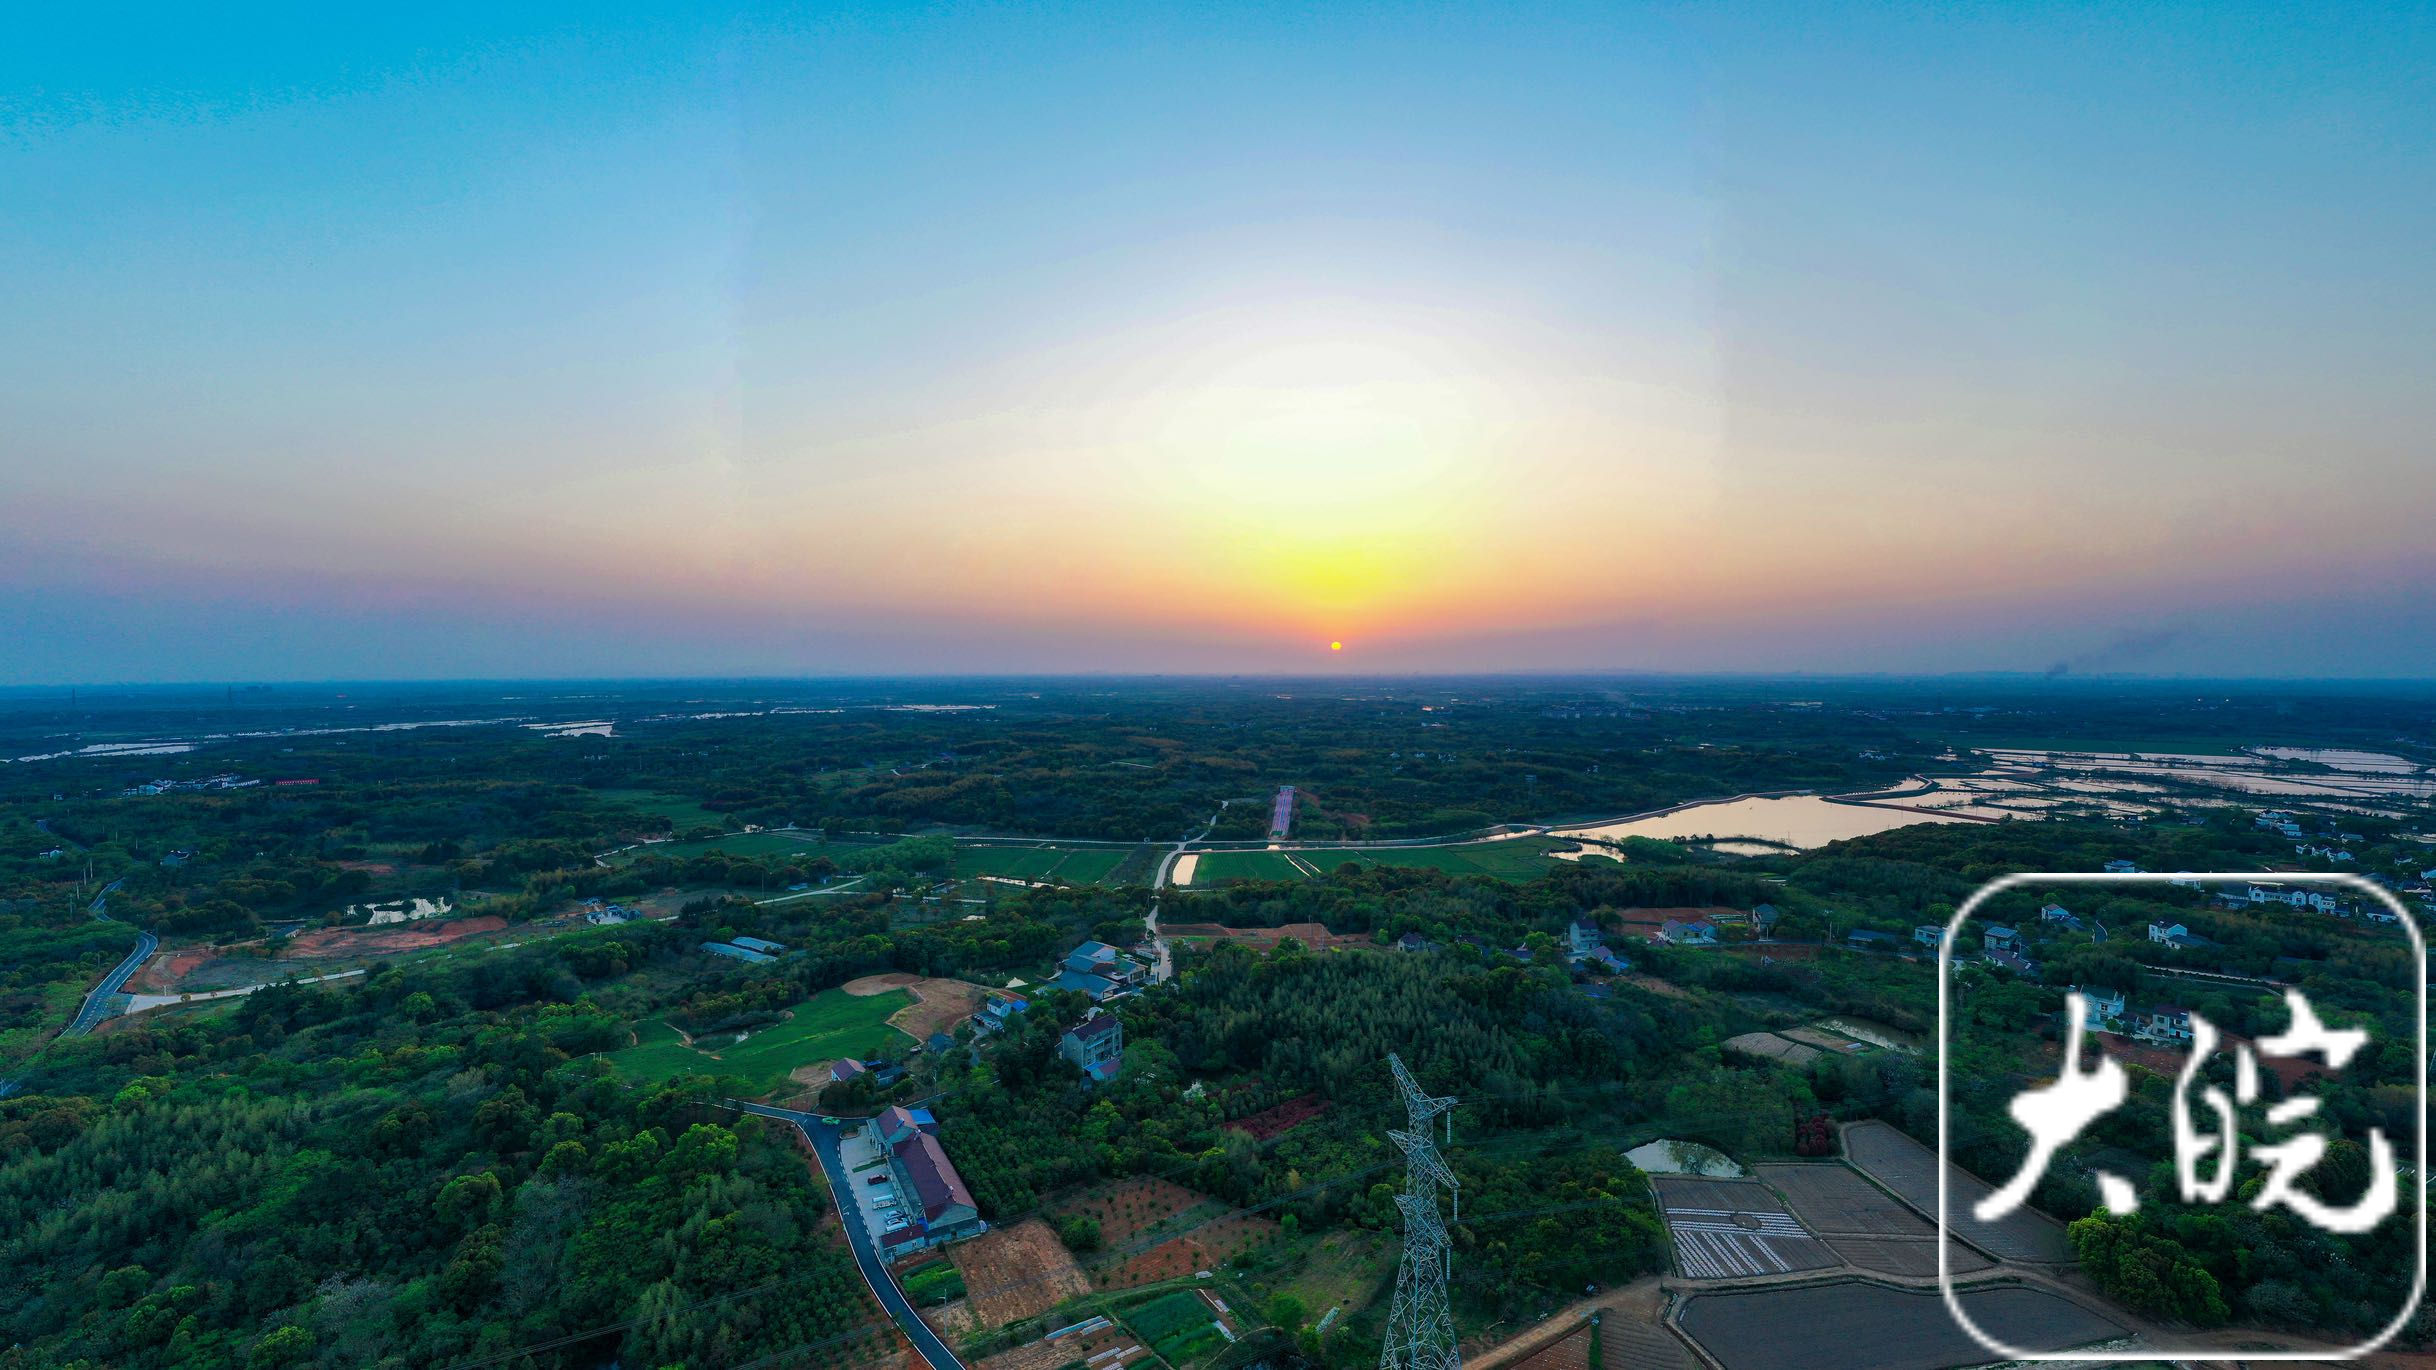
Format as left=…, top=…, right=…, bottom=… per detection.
left=5, top=3, right=2432, bottom=681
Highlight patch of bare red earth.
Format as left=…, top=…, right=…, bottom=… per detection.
left=917, top=1218, right=1091, bottom=1340
left=1058, top=1177, right=1281, bottom=1289
left=1230, top=1092, right=1329, bottom=1141
left=125, top=947, right=213, bottom=994
left=284, top=915, right=510, bottom=956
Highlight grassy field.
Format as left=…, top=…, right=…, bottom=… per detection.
left=607, top=988, right=916, bottom=1093
left=952, top=843, right=1129, bottom=885
left=1190, top=837, right=1579, bottom=884
left=1187, top=850, right=1313, bottom=883
left=1347, top=836, right=1588, bottom=878
left=589, top=788, right=729, bottom=831
left=1103, top=843, right=1164, bottom=886
left=899, top=1259, right=966, bottom=1307
left=1253, top=1229, right=1393, bottom=1336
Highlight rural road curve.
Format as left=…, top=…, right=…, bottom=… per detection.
left=66, top=928, right=158, bottom=1036
left=1, top=879, right=148, bottom=1097
left=729, top=1101, right=970, bottom=1370
left=1145, top=805, right=1223, bottom=984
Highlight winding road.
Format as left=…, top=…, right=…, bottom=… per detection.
left=728, top=1101, right=970, bottom=1370
left=65, top=928, right=157, bottom=1035
left=1144, top=804, right=1224, bottom=984
left=0, top=879, right=147, bottom=1098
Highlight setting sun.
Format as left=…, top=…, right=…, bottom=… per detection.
left=1330, top=641, right=1343, bottom=651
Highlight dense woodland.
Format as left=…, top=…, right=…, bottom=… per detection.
left=0, top=939, right=893, bottom=1369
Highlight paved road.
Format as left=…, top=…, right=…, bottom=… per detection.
left=730, top=1102, right=969, bottom=1370
left=0, top=880, right=147, bottom=1096
left=1145, top=806, right=1224, bottom=984
left=66, top=928, right=157, bottom=1035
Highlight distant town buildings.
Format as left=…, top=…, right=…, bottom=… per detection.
left=2070, top=984, right=2126, bottom=1027
left=1567, top=917, right=1604, bottom=958
left=2146, top=921, right=2208, bottom=951
left=120, top=773, right=259, bottom=798
left=1049, top=940, right=1149, bottom=1000
left=1656, top=918, right=1719, bottom=947
left=1578, top=946, right=1632, bottom=974
left=1059, top=1010, right=1124, bottom=1083
left=2140, top=1005, right=2194, bottom=1045
left=1986, top=944, right=2042, bottom=980
left=973, top=993, right=1029, bottom=1034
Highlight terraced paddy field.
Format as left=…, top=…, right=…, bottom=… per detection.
left=1753, top=1162, right=1992, bottom=1277
left=1652, top=1177, right=1838, bottom=1279
left=1677, top=1282, right=2125, bottom=1370
left=607, top=987, right=915, bottom=1093
left=952, top=843, right=1129, bottom=884
left=1841, top=1121, right=2074, bottom=1263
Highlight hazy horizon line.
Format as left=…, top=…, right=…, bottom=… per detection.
left=8, top=669, right=2436, bottom=693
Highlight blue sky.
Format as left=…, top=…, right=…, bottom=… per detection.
left=4, top=2, right=2432, bottom=681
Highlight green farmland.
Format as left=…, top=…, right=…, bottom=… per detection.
left=952, top=843, right=1130, bottom=884
left=1186, top=849, right=1316, bottom=883
left=1189, top=837, right=1587, bottom=884
left=607, top=988, right=915, bottom=1094
left=589, top=789, right=730, bottom=832
left=1121, top=1289, right=1229, bottom=1365
left=1332, top=836, right=1592, bottom=879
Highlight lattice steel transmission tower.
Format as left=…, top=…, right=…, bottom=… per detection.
left=1381, top=1053, right=1461, bottom=1370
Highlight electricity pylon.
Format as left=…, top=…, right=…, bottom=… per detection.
left=1381, top=1053, right=1461, bottom=1370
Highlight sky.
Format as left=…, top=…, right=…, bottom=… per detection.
left=4, top=2, right=2432, bottom=682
